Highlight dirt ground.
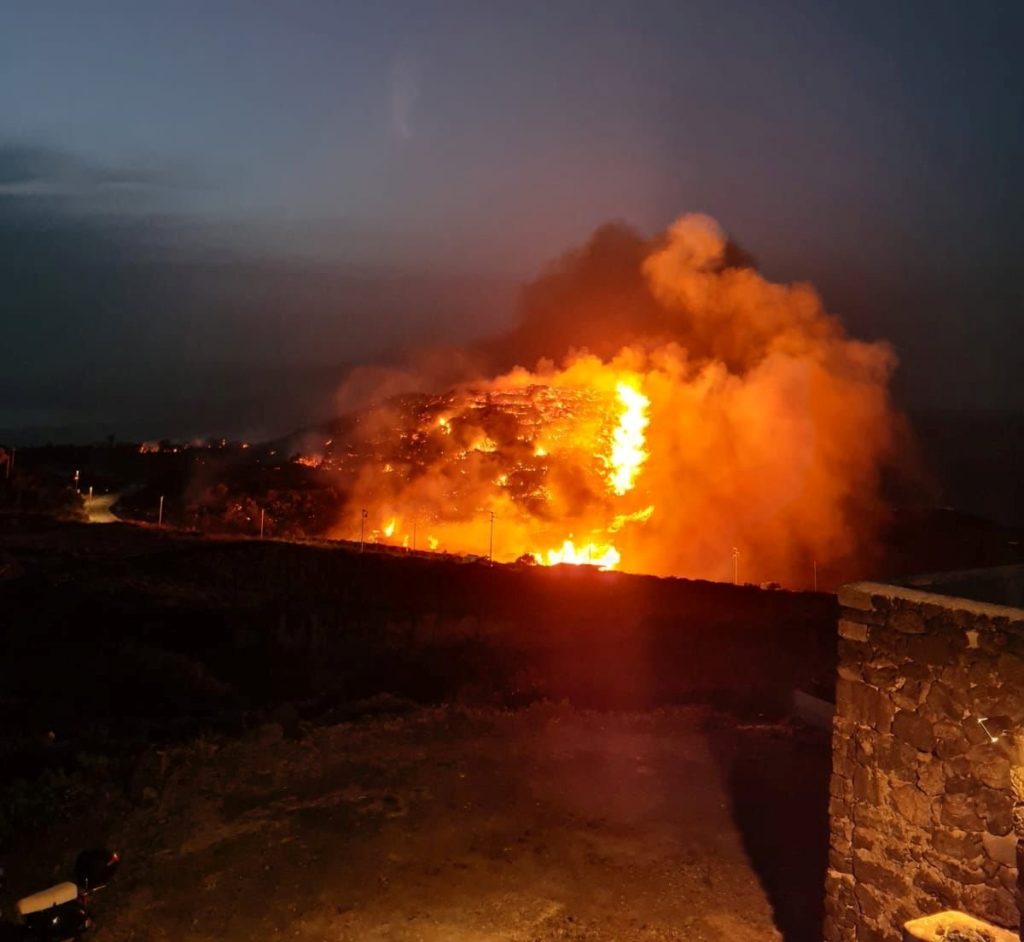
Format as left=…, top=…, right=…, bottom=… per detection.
left=3, top=704, right=829, bottom=942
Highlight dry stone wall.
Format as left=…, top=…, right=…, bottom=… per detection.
left=825, top=579, right=1024, bottom=942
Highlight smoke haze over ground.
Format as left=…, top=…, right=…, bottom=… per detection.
left=331, top=214, right=902, bottom=587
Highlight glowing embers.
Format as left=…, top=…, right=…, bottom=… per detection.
left=607, top=381, right=650, bottom=495
left=538, top=538, right=620, bottom=570
left=338, top=379, right=655, bottom=571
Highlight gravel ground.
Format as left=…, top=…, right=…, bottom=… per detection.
left=5, top=704, right=829, bottom=941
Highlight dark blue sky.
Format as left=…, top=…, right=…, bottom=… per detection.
left=1, top=0, right=1021, bottom=440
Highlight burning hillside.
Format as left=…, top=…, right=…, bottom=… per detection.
left=316, top=214, right=899, bottom=587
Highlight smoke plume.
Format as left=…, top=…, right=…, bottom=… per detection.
left=328, top=213, right=899, bottom=588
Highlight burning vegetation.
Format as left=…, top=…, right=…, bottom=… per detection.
left=313, top=213, right=900, bottom=588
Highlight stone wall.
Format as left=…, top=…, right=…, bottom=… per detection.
left=825, top=577, right=1024, bottom=941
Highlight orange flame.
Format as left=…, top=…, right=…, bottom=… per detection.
left=608, top=380, right=650, bottom=495
left=537, top=539, right=620, bottom=570
left=328, top=213, right=898, bottom=587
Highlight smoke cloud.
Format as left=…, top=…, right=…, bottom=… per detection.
left=329, top=213, right=900, bottom=587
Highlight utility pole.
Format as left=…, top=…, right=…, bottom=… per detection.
left=158, top=495, right=164, bottom=527
left=88, top=485, right=93, bottom=501
left=412, top=515, right=417, bottom=552
left=488, top=511, right=495, bottom=563
left=813, top=559, right=818, bottom=592
left=731, top=546, right=739, bottom=585
left=259, top=508, right=265, bottom=539
left=359, top=508, right=367, bottom=552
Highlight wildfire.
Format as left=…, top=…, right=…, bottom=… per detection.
left=332, top=374, right=653, bottom=571
left=608, top=381, right=650, bottom=495
left=326, top=213, right=899, bottom=587
left=539, top=539, right=620, bottom=570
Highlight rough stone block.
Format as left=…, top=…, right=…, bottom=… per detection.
left=840, top=638, right=875, bottom=666
left=894, top=679, right=931, bottom=712
left=858, top=921, right=892, bottom=942
left=830, top=794, right=850, bottom=823
left=823, top=913, right=856, bottom=942
left=891, top=610, right=927, bottom=634
left=853, top=802, right=890, bottom=831
left=854, top=765, right=884, bottom=804
left=865, top=665, right=899, bottom=688
left=924, top=682, right=963, bottom=719
left=853, top=827, right=881, bottom=853
left=838, top=663, right=864, bottom=682
left=934, top=723, right=970, bottom=758
left=843, top=607, right=888, bottom=627
left=830, top=773, right=853, bottom=801
left=946, top=775, right=976, bottom=794
left=978, top=629, right=1008, bottom=654
left=855, top=727, right=877, bottom=757
left=968, top=656, right=1000, bottom=685
left=932, top=826, right=983, bottom=860
left=836, top=677, right=856, bottom=719
left=823, top=913, right=857, bottom=942
left=936, top=854, right=990, bottom=886
left=841, top=679, right=895, bottom=732
left=940, top=792, right=982, bottom=830
left=825, top=867, right=857, bottom=913
left=830, top=846, right=854, bottom=874
left=892, top=783, right=933, bottom=827
left=917, top=758, right=946, bottom=796
left=914, top=864, right=964, bottom=912
left=945, top=754, right=973, bottom=779
left=854, top=881, right=886, bottom=920
left=963, top=882, right=1020, bottom=930
left=997, top=653, right=1024, bottom=689
left=983, top=831, right=1018, bottom=868
left=893, top=711, right=936, bottom=752
left=978, top=787, right=1014, bottom=836
left=852, top=848, right=910, bottom=897
left=907, top=631, right=960, bottom=665
left=838, top=586, right=876, bottom=611
left=967, top=743, right=1013, bottom=790
left=840, top=618, right=871, bottom=642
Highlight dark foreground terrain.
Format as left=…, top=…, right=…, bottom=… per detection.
left=0, top=516, right=835, bottom=940
left=3, top=705, right=829, bottom=942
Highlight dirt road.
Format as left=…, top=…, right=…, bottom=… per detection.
left=84, top=493, right=119, bottom=523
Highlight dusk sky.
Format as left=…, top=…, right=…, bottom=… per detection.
left=1, top=0, right=1021, bottom=441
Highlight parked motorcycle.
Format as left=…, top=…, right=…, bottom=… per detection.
left=7, top=849, right=119, bottom=942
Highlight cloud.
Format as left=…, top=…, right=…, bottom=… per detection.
left=0, top=142, right=193, bottom=200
